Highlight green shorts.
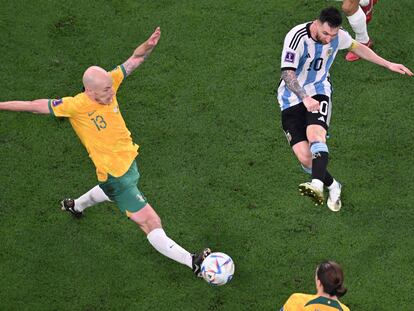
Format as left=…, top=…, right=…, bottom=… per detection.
left=99, top=160, right=148, bottom=215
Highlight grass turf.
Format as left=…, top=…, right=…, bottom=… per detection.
left=0, top=0, right=413, bottom=310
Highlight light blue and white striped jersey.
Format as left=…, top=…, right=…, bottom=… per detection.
left=277, top=22, right=352, bottom=111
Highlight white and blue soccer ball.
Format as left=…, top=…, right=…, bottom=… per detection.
left=201, top=252, right=235, bottom=286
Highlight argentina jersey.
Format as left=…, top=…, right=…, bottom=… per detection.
left=277, top=22, right=353, bottom=111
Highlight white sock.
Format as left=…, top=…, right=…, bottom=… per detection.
left=311, top=179, right=324, bottom=192
left=74, top=185, right=110, bottom=212
left=147, top=228, right=192, bottom=268
left=347, top=6, right=370, bottom=43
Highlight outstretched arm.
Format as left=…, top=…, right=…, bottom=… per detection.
left=0, top=99, right=50, bottom=114
left=351, top=42, right=413, bottom=76
left=122, top=27, right=161, bottom=77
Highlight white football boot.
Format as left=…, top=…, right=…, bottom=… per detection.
left=327, top=182, right=342, bottom=212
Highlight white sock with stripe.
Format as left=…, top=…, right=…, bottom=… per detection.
left=147, top=228, right=192, bottom=268
left=74, top=185, right=110, bottom=212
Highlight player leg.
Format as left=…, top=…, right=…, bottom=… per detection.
left=128, top=204, right=210, bottom=276
left=292, top=142, right=336, bottom=190
left=290, top=135, right=341, bottom=211
left=360, top=0, right=377, bottom=24
left=61, top=185, right=111, bottom=217
left=343, top=0, right=373, bottom=62
left=299, top=95, right=342, bottom=209
left=282, top=103, right=339, bottom=206
left=298, top=124, right=328, bottom=205
left=100, top=160, right=210, bottom=276
left=288, top=140, right=342, bottom=209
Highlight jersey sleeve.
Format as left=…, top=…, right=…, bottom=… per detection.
left=280, top=294, right=300, bottom=311
left=48, top=97, right=79, bottom=117
left=110, top=65, right=127, bottom=92
left=338, top=29, right=353, bottom=50
left=281, top=28, right=305, bottom=70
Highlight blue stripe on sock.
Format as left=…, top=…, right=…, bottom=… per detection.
left=310, top=142, right=328, bottom=154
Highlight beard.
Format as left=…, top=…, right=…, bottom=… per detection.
left=315, top=33, right=328, bottom=45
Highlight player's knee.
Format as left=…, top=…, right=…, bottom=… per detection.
left=146, top=215, right=162, bottom=231
left=133, top=212, right=162, bottom=233
left=307, top=132, right=326, bottom=144
left=307, top=125, right=327, bottom=143
left=342, top=0, right=359, bottom=16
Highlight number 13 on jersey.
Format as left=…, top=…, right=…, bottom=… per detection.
left=91, top=115, right=107, bottom=131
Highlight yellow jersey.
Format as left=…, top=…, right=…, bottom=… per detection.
left=281, top=293, right=350, bottom=311
left=48, top=65, right=139, bottom=182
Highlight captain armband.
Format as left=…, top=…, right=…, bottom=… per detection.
left=349, top=40, right=358, bottom=51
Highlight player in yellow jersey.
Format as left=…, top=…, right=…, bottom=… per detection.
left=280, top=261, right=349, bottom=311
left=0, top=27, right=211, bottom=277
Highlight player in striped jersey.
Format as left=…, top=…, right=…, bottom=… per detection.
left=277, top=7, right=412, bottom=211
left=280, top=261, right=349, bottom=311
left=342, top=0, right=378, bottom=62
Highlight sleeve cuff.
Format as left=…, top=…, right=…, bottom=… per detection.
left=120, top=64, right=127, bottom=78
left=48, top=99, right=55, bottom=116
left=349, top=40, right=358, bottom=51
left=281, top=67, right=297, bottom=71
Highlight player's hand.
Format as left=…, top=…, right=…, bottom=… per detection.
left=303, top=96, right=320, bottom=112
left=387, top=63, right=413, bottom=76
left=147, top=27, right=161, bottom=48
left=131, top=27, right=161, bottom=60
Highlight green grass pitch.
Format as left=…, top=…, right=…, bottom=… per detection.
left=0, top=0, right=413, bottom=310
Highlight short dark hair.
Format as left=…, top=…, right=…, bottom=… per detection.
left=317, top=261, right=347, bottom=298
left=318, top=7, right=342, bottom=28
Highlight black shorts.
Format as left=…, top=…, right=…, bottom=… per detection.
left=281, top=94, right=331, bottom=146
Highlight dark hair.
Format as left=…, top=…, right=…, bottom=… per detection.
left=318, top=7, right=342, bottom=28
left=317, top=261, right=347, bottom=298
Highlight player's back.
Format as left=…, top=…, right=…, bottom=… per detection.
left=281, top=293, right=350, bottom=311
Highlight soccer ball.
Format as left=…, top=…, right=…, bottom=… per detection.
left=201, top=252, right=235, bottom=286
